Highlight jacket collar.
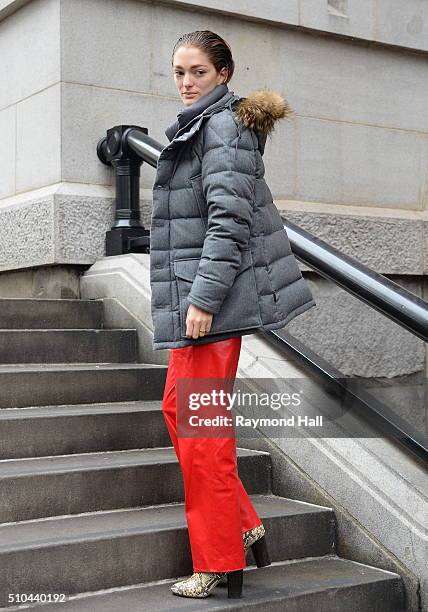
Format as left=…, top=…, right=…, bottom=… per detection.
left=160, top=90, right=240, bottom=155
left=165, top=83, right=229, bottom=142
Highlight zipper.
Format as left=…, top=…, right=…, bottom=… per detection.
left=170, top=148, right=185, bottom=182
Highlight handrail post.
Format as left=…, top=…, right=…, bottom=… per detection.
left=97, top=124, right=150, bottom=255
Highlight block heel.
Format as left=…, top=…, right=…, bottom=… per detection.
left=251, top=535, right=271, bottom=567
left=227, top=569, right=243, bottom=598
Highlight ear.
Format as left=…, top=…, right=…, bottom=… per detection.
left=219, top=67, right=228, bottom=82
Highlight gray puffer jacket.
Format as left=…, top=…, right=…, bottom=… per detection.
left=150, top=88, right=316, bottom=350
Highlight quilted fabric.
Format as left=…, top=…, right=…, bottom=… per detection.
left=150, top=89, right=316, bottom=350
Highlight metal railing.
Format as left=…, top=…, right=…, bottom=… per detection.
left=97, top=124, right=428, bottom=462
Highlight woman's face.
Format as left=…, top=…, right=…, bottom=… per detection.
left=173, top=45, right=228, bottom=107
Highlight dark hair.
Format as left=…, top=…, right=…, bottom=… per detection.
left=171, top=30, right=235, bottom=84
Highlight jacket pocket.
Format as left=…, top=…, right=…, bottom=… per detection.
left=190, top=174, right=208, bottom=229
left=174, top=250, right=262, bottom=338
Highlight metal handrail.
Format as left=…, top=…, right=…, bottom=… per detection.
left=283, top=220, right=428, bottom=342
left=97, top=125, right=428, bottom=462
left=262, top=328, right=427, bottom=463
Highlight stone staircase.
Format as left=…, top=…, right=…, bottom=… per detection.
left=0, top=298, right=405, bottom=611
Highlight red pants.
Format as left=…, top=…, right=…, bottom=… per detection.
left=161, top=336, right=262, bottom=572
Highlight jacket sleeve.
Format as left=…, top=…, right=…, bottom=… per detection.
left=186, top=114, right=257, bottom=315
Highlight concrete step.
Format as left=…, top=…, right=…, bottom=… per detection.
left=0, top=495, right=340, bottom=608
left=0, top=401, right=169, bottom=459
left=0, top=329, right=138, bottom=364
left=7, top=558, right=404, bottom=612
left=0, top=447, right=271, bottom=522
left=0, top=363, right=167, bottom=408
left=0, top=299, right=103, bottom=330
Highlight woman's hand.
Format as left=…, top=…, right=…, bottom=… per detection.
left=185, top=304, right=213, bottom=339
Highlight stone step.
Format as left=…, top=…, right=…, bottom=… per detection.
left=0, top=447, right=271, bottom=522
left=0, top=296, right=405, bottom=612
left=0, top=299, right=103, bottom=330
left=0, top=495, right=341, bottom=608
left=7, top=558, right=404, bottom=612
left=0, top=363, right=167, bottom=408
left=0, top=329, right=138, bottom=364
left=0, top=401, right=169, bottom=459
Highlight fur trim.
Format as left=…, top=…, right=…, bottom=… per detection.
left=234, top=89, right=294, bottom=135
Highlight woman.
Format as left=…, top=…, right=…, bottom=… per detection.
left=150, top=31, right=316, bottom=599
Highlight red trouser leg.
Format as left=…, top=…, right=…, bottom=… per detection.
left=161, top=336, right=262, bottom=573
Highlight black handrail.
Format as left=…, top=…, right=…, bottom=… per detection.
left=98, top=126, right=427, bottom=343
left=283, top=220, right=428, bottom=342
left=262, top=328, right=427, bottom=463
left=97, top=125, right=428, bottom=462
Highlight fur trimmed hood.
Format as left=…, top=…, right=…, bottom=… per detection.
left=234, top=89, right=294, bottom=136
left=232, top=89, right=294, bottom=155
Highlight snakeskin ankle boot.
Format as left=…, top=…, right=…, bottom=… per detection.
left=171, top=569, right=243, bottom=599
left=243, top=523, right=271, bottom=567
